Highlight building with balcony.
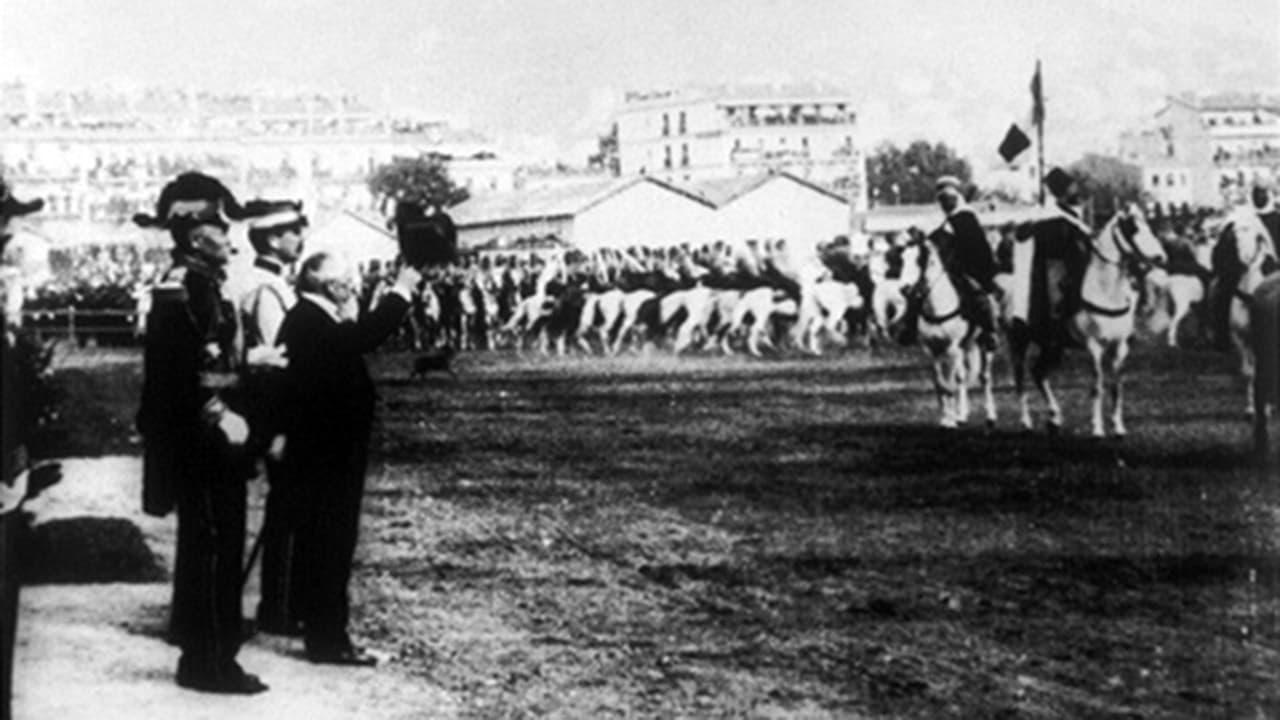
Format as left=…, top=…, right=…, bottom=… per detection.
left=0, top=81, right=518, bottom=232
left=614, top=83, right=867, bottom=212
left=1119, top=91, right=1280, bottom=210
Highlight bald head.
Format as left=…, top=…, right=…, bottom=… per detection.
left=298, top=251, right=355, bottom=303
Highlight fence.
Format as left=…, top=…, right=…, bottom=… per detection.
left=21, top=308, right=141, bottom=346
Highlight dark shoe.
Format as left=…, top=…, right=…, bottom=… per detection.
left=307, top=647, right=378, bottom=667
left=176, top=665, right=269, bottom=695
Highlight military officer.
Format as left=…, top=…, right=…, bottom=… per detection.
left=134, top=172, right=267, bottom=694
left=237, top=199, right=306, bottom=636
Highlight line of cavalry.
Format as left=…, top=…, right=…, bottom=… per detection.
left=367, top=192, right=1280, bottom=460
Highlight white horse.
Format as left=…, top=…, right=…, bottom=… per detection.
left=1144, top=268, right=1207, bottom=348
left=799, top=280, right=863, bottom=354
left=910, top=238, right=996, bottom=428
left=1222, top=207, right=1280, bottom=416
left=1008, top=204, right=1166, bottom=436
left=871, top=243, right=921, bottom=342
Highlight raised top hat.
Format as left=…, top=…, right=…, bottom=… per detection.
left=392, top=200, right=457, bottom=268
left=0, top=178, right=45, bottom=221
left=242, top=199, right=308, bottom=233
left=1043, top=167, right=1077, bottom=199
left=133, top=172, right=245, bottom=230
left=934, top=175, right=963, bottom=195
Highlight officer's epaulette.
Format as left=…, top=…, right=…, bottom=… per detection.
left=151, top=267, right=189, bottom=305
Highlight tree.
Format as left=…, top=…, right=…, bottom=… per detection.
left=1067, top=154, right=1142, bottom=227
left=867, top=140, right=972, bottom=206
left=367, top=155, right=470, bottom=214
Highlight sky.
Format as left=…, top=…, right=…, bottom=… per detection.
left=3, top=0, right=1278, bottom=166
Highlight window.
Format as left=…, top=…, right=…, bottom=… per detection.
left=801, top=137, right=809, bottom=150
left=733, top=138, right=741, bottom=151
left=1152, top=175, right=1160, bottom=187
left=678, top=111, right=686, bottom=135
left=663, top=146, right=672, bottom=169
left=680, top=144, right=689, bottom=167
left=662, top=113, right=670, bottom=137
left=1167, top=173, right=1176, bottom=186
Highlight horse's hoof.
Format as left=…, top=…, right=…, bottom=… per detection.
left=1045, top=421, right=1061, bottom=437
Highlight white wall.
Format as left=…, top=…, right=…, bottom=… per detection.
left=714, top=177, right=848, bottom=252
left=574, top=181, right=715, bottom=250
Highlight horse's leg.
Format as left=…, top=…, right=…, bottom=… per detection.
left=1110, top=337, right=1130, bottom=437
left=1168, top=295, right=1187, bottom=348
left=1086, top=337, right=1108, bottom=438
left=979, top=346, right=997, bottom=428
left=1032, top=345, right=1064, bottom=431
left=955, top=342, right=971, bottom=425
left=930, top=352, right=955, bottom=428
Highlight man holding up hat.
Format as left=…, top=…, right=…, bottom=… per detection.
left=134, top=172, right=267, bottom=694
left=933, top=175, right=1001, bottom=350
left=278, top=252, right=420, bottom=666
left=237, top=199, right=306, bottom=637
left=1, top=179, right=63, bottom=720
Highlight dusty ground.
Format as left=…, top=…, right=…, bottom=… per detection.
left=13, top=343, right=1280, bottom=718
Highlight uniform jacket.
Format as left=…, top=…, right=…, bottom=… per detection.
left=136, top=263, right=242, bottom=516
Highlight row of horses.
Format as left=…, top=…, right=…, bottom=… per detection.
left=377, top=207, right=1277, bottom=456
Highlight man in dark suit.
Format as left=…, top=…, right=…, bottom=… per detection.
left=134, top=172, right=267, bottom=695
left=279, top=252, right=419, bottom=665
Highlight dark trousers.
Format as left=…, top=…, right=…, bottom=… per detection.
left=170, top=448, right=247, bottom=677
left=0, top=512, right=23, bottom=720
left=256, top=457, right=301, bottom=630
left=294, top=432, right=370, bottom=652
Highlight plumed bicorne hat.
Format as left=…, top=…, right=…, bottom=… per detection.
left=391, top=200, right=457, bottom=268
left=0, top=178, right=44, bottom=221
left=242, top=198, right=308, bottom=233
left=133, top=172, right=245, bottom=231
left=1043, top=167, right=1078, bottom=199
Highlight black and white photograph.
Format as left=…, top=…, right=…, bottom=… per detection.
left=1, top=0, right=1278, bottom=717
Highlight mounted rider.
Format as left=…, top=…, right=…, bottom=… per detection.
left=1209, top=180, right=1280, bottom=350
left=930, top=175, right=1002, bottom=350
left=1010, top=167, right=1092, bottom=345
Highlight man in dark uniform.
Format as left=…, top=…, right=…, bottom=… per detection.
left=279, top=251, right=419, bottom=665
left=1, top=179, right=62, bottom=720
left=134, top=172, right=267, bottom=694
left=237, top=199, right=306, bottom=636
left=933, top=175, right=1002, bottom=350
left=1015, top=167, right=1092, bottom=341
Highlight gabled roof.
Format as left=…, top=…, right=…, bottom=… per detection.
left=451, top=175, right=713, bottom=227
left=682, top=171, right=849, bottom=208
left=1164, top=91, right=1280, bottom=114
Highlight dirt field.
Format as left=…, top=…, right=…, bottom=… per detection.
left=27, top=343, right=1280, bottom=718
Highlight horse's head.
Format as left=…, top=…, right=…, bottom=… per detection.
left=1108, top=203, right=1166, bottom=276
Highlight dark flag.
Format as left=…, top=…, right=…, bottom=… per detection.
left=1031, top=60, right=1045, bottom=128
left=998, top=124, right=1032, bottom=163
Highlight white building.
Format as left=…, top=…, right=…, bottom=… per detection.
left=1119, top=92, right=1280, bottom=209
left=687, top=172, right=852, bottom=253
left=450, top=176, right=717, bottom=252
left=614, top=83, right=867, bottom=212
left=0, top=81, right=518, bottom=224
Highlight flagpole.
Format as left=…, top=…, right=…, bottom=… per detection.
left=1035, top=59, right=1045, bottom=206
